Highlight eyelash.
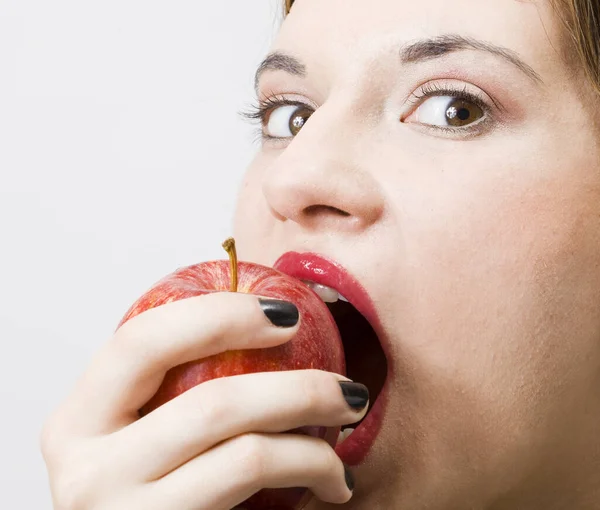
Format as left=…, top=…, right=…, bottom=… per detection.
left=239, top=84, right=494, bottom=143
left=405, top=82, right=494, bottom=136
left=239, top=94, right=306, bottom=143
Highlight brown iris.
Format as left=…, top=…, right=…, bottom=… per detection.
left=288, top=106, right=312, bottom=136
left=445, top=99, right=484, bottom=127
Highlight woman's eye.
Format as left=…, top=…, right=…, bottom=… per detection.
left=265, top=104, right=313, bottom=138
left=409, top=96, right=485, bottom=128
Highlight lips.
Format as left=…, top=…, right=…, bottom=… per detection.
left=273, top=252, right=391, bottom=466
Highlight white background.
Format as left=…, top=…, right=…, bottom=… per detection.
left=0, top=1, right=283, bottom=507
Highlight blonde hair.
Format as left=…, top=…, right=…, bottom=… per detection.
left=554, top=0, right=600, bottom=94
left=283, top=0, right=600, bottom=95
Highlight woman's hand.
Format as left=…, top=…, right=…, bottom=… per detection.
left=40, top=292, right=367, bottom=510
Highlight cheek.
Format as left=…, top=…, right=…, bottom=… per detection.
left=382, top=147, right=600, bottom=474
left=232, top=154, right=274, bottom=263
left=397, top=147, right=600, bottom=403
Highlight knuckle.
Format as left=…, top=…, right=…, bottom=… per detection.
left=298, top=370, right=330, bottom=412
left=196, top=292, right=245, bottom=322
left=111, top=318, right=142, bottom=353
left=110, top=319, right=157, bottom=367
left=40, top=410, right=69, bottom=463
left=233, top=433, right=268, bottom=484
left=40, top=414, right=60, bottom=461
left=49, top=439, right=107, bottom=510
left=192, top=381, right=232, bottom=428
left=52, top=461, right=95, bottom=510
left=205, top=290, right=236, bottom=307
left=322, top=442, right=342, bottom=473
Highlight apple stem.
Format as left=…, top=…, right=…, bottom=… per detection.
left=222, top=237, right=238, bottom=292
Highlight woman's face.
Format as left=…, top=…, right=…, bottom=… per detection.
left=233, top=0, right=600, bottom=508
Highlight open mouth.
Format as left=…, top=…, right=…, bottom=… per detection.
left=274, top=252, right=391, bottom=466
left=304, top=284, right=388, bottom=436
left=330, top=298, right=388, bottom=435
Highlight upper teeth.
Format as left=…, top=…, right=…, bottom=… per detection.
left=302, top=280, right=348, bottom=303
left=337, top=428, right=355, bottom=444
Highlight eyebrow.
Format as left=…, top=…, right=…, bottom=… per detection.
left=254, top=51, right=307, bottom=93
left=254, top=34, right=543, bottom=92
left=401, top=34, right=543, bottom=84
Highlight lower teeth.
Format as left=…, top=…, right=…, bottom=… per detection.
left=336, top=428, right=355, bottom=444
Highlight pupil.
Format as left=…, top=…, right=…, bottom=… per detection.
left=292, top=116, right=305, bottom=130
left=457, top=108, right=470, bottom=121
left=445, top=99, right=483, bottom=127
left=290, top=106, right=313, bottom=135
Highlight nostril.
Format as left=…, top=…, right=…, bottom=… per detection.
left=304, top=204, right=352, bottom=217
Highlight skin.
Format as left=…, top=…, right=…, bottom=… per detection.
left=41, top=1, right=600, bottom=509
left=233, top=0, right=600, bottom=508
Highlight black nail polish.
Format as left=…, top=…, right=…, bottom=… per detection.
left=259, top=298, right=299, bottom=327
left=344, top=464, right=355, bottom=492
left=339, top=381, right=369, bottom=411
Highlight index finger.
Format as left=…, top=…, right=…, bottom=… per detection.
left=62, top=292, right=299, bottom=436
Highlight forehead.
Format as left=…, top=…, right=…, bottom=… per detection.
left=273, top=0, right=563, bottom=83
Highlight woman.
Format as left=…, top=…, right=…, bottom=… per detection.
left=41, top=0, right=600, bottom=508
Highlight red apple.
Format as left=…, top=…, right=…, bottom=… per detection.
left=116, top=238, right=345, bottom=510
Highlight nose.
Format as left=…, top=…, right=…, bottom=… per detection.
left=262, top=105, right=385, bottom=233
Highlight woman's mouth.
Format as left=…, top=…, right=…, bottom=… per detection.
left=273, top=252, right=391, bottom=466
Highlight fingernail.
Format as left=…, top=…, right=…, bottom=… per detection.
left=339, top=381, right=369, bottom=411
left=344, top=464, right=355, bottom=492
left=259, top=298, right=299, bottom=327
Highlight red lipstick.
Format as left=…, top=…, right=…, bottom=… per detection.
left=274, top=252, right=390, bottom=466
